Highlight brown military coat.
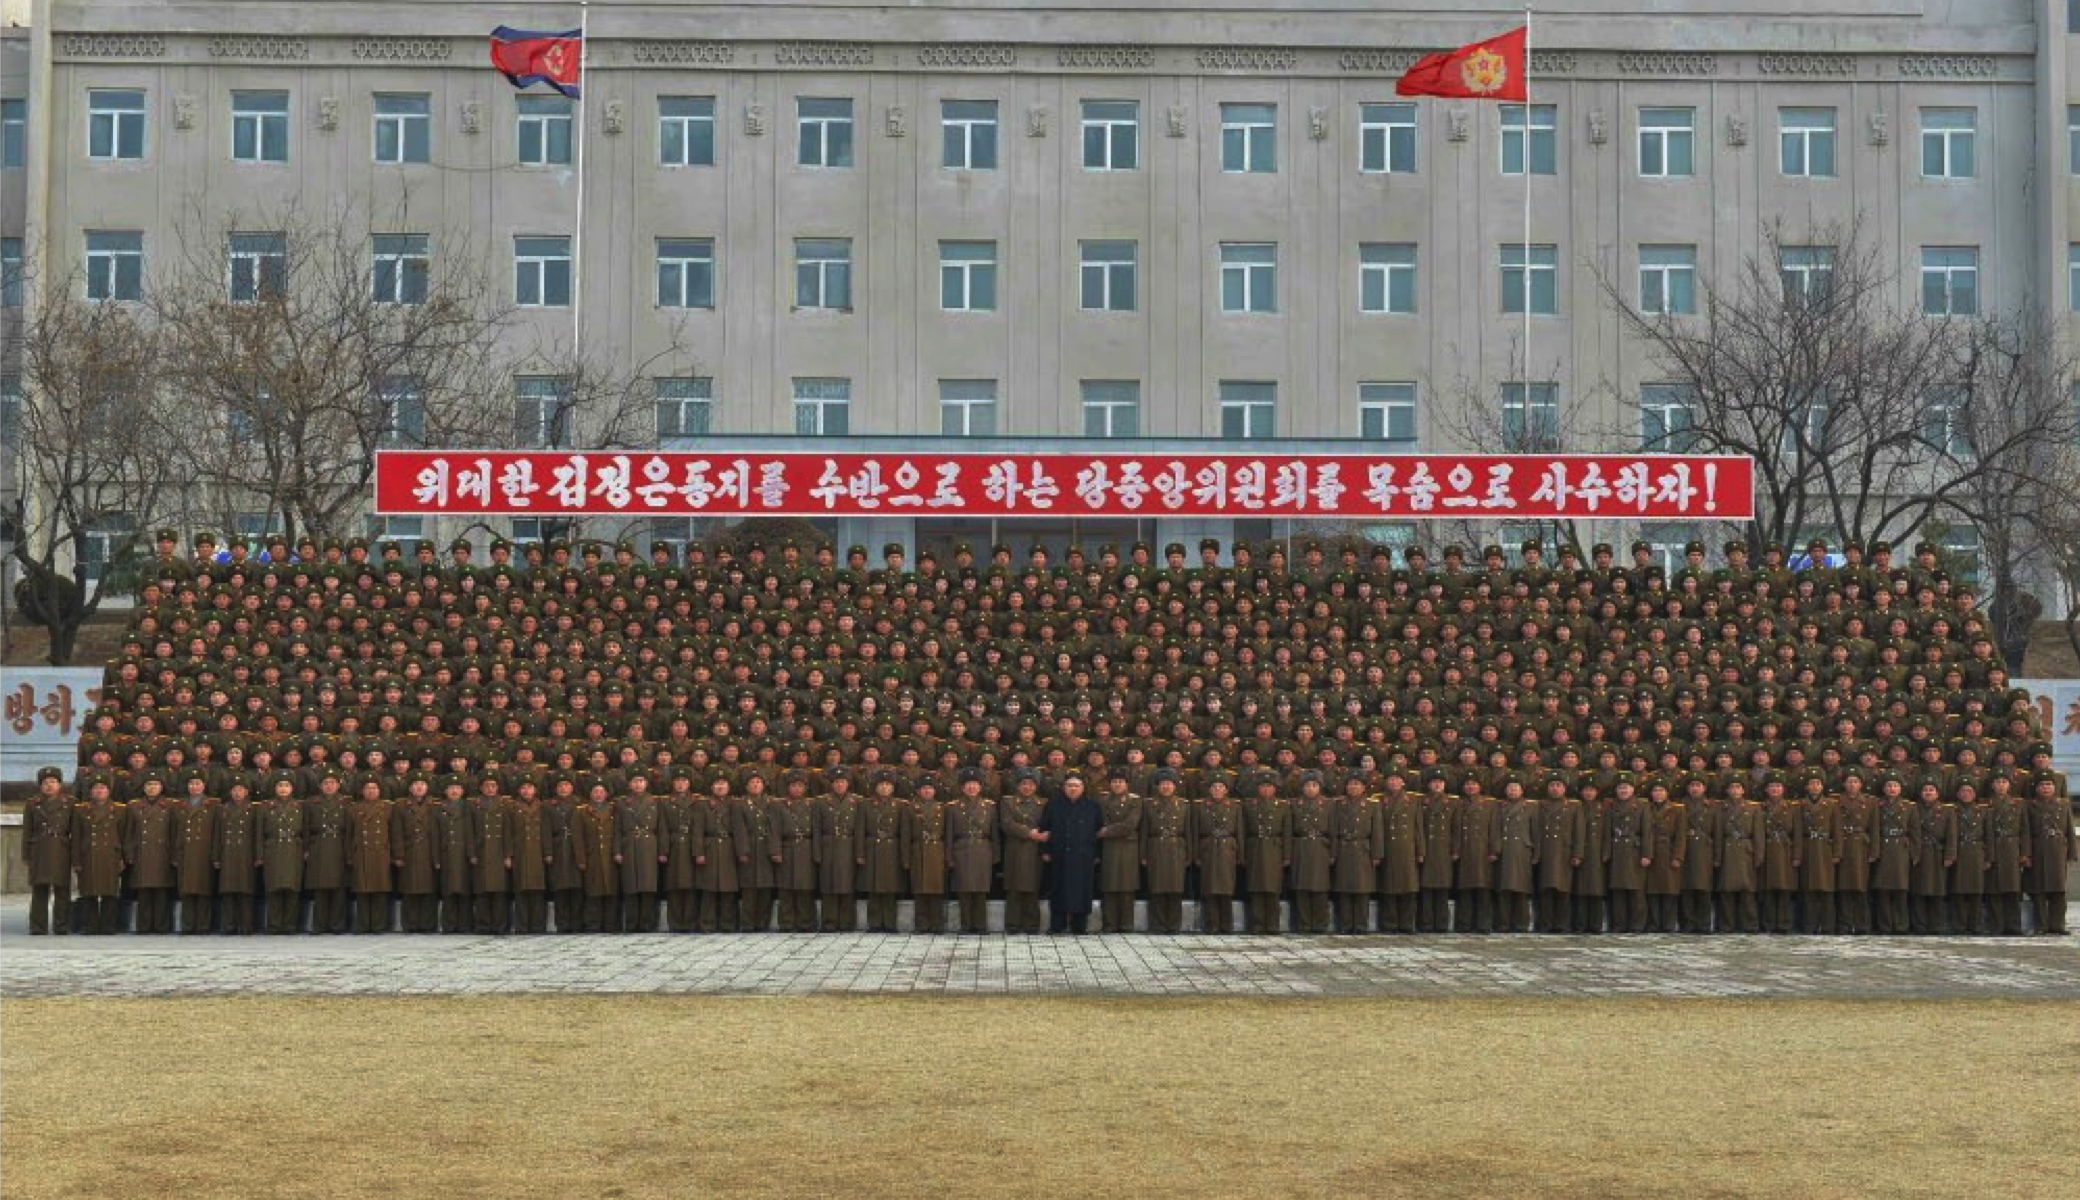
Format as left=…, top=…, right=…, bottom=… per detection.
left=545, top=796, right=585, bottom=892
left=1243, top=795, right=1290, bottom=892
left=859, top=795, right=907, bottom=893
left=347, top=797, right=394, bottom=893
left=2027, top=795, right=2076, bottom=892
left=906, top=795, right=949, bottom=896
left=1538, top=797, right=1584, bottom=893
left=660, top=794, right=705, bottom=891
left=1680, top=799, right=1721, bottom=893
left=997, top=788, right=1046, bottom=894
left=771, top=796, right=819, bottom=891
left=1421, top=792, right=1459, bottom=890
left=124, top=799, right=177, bottom=890
left=615, top=794, right=660, bottom=893
left=1718, top=799, right=1764, bottom=893
left=1950, top=802, right=1989, bottom=897
left=25, top=791, right=75, bottom=887
left=1373, top=793, right=1416, bottom=895
left=214, top=797, right=261, bottom=895
left=1458, top=796, right=1502, bottom=890
left=173, top=800, right=219, bottom=897
left=1911, top=802, right=1957, bottom=897
left=732, top=794, right=780, bottom=889
left=261, top=798, right=307, bottom=892
left=815, top=790, right=864, bottom=894
left=1191, top=795, right=1246, bottom=896
left=1645, top=801, right=1687, bottom=896
left=509, top=800, right=549, bottom=892
left=1985, top=794, right=2027, bottom=893
left=437, top=797, right=475, bottom=893
left=1834, top=794, right=1876, bottom=892
left=696, top=795, right=739, bottom=893
left=1760, top=797, right=1802, bottom=891
left=1604, top=796, right=1648, bottom=891
left=948, top=795, right=1002, bottom=894
left=574, top=800, right=620, bottom=897
left=471, top=797, right=515, bottom=893
left=391, top=799, right=441, bottom=895
left=1098, top=791, right=1144, bottom=892
left=1288, top=792, right=1335, bottom=892
left=1872, top=796, right=1919, bottom=890
left=72, top=799, right=127, bottom=898
left=1495, top=798, right=1540, bottom=894
left=1800, top=798, right=1839, bottom=893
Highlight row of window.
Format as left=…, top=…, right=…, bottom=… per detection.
left=16, top=90, right=2000, bottom=181
left=49, top=230, right=1985, bottom=318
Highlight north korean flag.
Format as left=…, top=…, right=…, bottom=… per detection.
left=489, top=25, right=583, bottom=98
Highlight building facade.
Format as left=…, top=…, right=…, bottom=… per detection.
left=2, top=0, right=2076, bottom=574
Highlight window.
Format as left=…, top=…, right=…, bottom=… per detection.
left=940, top=241, right=998, bottom=312
left=372, top=234, right=429, bottom=305
left=81, top=514, right=138, bottom=585
left=1779, top=245, right=1835, bottom=305
left=2, top=99, right=24, bottom=169
left=1638, top=107, right=1694, bottom=177
left=1080, top=100, right=1138, bottom=170
left=792, top=377, right=851, bottom=435
left=2071, top=106, right=2080, bottom=176
left=1920, top=246, right=1978, bottom=317
left=1078, top=240, right=1137, bottom=311
left=1924, top=386, right=1970, bottom=457
left=1640, top=384, right=1697, bottom=451
left=0, top=376, right=21, bottom=445
left=658, top=96, right=716, bottom=166
left=88, top=89, right=145, bottom=161
left=1360, top=243, right=1417, bottom=314
left=1786, top=392, right=1832, bottom=455
left=1358, top=382, right=1417, bottom=446
left=1501, top=243, right=1558, bottom=315
left=1920, top=108, right=1976, bottom=179
left=1501, top=382, right=1560, bottom=450
left=513, top=377, right=573, bottom=447
left=942, top=100, right=999, bottom=170
left=2071, top=244, right=2080, bottom=314
left=1218, top=381, right=1276, bottom=439
left=1, top=237, right=20, bottom=307
left=1220, top=103, right=1276, bottom=173
left=1080, top=380, right=1140, bottom=437
left=511, top=516, right=574, bottom=544
left=655, top=377, right=714, bottom=438
left=794, top=238, right=852, bottom=310
left=1500, top=104, right=1556, bottom=175
left=1639, top=244, right=1697, bottom=315
left=1359, top=102, right=1417, bottom=174
left=375, top=378, right=426, bottom=447
left=516, top=95, right=573, bottom=165
left=515, top=236, right=572, bottom=307
left=1941, top=525, right=1982, bottom=589
left=1779, top=107, right=1836, bottom=177
left=1220, top=243, right=1277, bottom=314
left=232, top=91, right=289, bottom=163
left=655, top=238, right=715, bottom=309
left=373, top=94, right=431, bottom=164
left=797, top=98, right=854, bottom=167
left=939, top=379, right=998, bottom=437
left=227, top=233, right=286, bottom=303
left=233, top=511, right=288, bottom=541
left=85, top=231, right=143, bottom=301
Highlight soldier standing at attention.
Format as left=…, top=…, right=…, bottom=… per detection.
left=1644, top=781, right=1688, bottom=934
left=1192, top=775, right=1245, bottom=934
left=1717, top=780, right=1764, bottom=933
left=1910, top=780, right=1957, bottom=935
left=71, top=779, right=127, bottom=934
left=949, top=770, right=1001, bottom=934
left=437, top=776, right=476, bottom=933
left=734, top=775, right=782, bottom=932
left=1833, top=775, right=1877, bottom=936
left=1984, top=774, right=2028, bottom=936
left=25, top=767, right=76, bottom=935
left=1134, top=770, right=1187, bottom=934
left=1759, top=777, right=1802, bottom=935
left=772, top=773, right=820, bottom=933
left=1288, top=771, right=1336, bottom=934
left=391, top=774, right=441, bottom=933
left=998, top=769, right=1048, bottom=934
left=508, top=780, right=552, bottom=934
left=814, top=770, right=863, bottom=932
left=1949, top=781, right=1990, bottom=935
left=1678, top=777, right=1721, bottom=934
left=1604, top=777, right=1648, bottom=934
left=1419, top=771, right=1460, bottom=933
left=861, top=772, right=909, bottom=933
left=125, top=772, right=177, bottom=935
left=660, top=772, right=705, bottom=932
left=2026, top=769, right=2074, bottom=935
left=697, top=778, right=740, bottom=932
left=1536, top=775, right=1583, bottom=934
left=1872, top=774, right=1918, bottom=935
left=1799, top=775, right=1841, bottom=936
left=1334, top=774, right=1384, bottom=935
left=544, top=775, right=586, bottom=934
left=1375, top=773, right=1422, bottom=934
left=616, top=773, right=662, bottom=933
left=1571, top=780, right=1610, bottom=935
left=173, top=771, right=219, bottom=935
left=213, top=779, right=262, bottom=935
left=575, top=780, right=623, bottom=932
left=1097, top=771, right=1145, bottom=933
left=1494, top=778, right=1540, bottom=934
left=472, top=778, right=516, bottom=935
left=347, top=779, right=395, bottom=934
left=260, top=775, right=306, bottom=934
left=906, top=777, right=950, bottom=934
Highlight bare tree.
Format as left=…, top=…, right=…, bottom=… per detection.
left=8, top=273, right=177, bottom=663
left=152, top=200, right=512, bottom=545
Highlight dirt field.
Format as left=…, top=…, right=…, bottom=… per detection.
left=4, top=996, right=2075, bottom=1200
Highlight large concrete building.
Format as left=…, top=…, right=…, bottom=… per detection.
left=1, top=0, right=2076, bottom=571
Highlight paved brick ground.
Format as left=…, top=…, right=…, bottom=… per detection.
left=5, top=898, right=2074, bottom=1000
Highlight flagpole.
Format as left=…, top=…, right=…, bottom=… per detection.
left=1522, top=6, right=1533, bottom=404
left=571, top=0, right=589, bottom=358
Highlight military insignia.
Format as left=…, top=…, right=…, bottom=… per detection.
left=1460, top=47, right=1509, bottom=96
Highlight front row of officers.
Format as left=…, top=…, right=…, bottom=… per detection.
left=23, top=763, right=2075, bottom=939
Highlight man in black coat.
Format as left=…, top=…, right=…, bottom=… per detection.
left=1040, top=774, right=1102, bottom=935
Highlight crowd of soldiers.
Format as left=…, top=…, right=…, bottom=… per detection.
left=18, top=527, right=2077, bottom=937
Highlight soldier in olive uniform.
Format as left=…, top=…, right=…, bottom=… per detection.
left=214, top=780, right=262, bottom=935
left=260, top=775, right=307, bottom=934
left=1910, top=782, right=1957, bottom=935
left=772, top=774, right=820, bottom=932
left=1759, top=780, right=1803, bottom=935
left=1799, top=782, right=1841, bottom=936
left=697, top=778, right=740, bottom=932
left=574, top=782, right=622, bottom=932
left=437, top=778, right=477, bottom=933
left=814, top=771, right=864, bottom=932
left=172, top=772, right=219, bottom=935
left=906, top=778, right=950, bottom=934
left=1363, top=775, right=1408, bottom=934
left=1096, top=772, right=1145, bottom=933
left=949, top=771, right=1002, bottom=933
left=1419, top=775, right=1460, bottom=933
left=24, top=767, right=75, bottom=935
left=72, top=780, right=127, bottom=934
left=546, top=778, right=587, bottom=933
left=661, top=776, right=707, bottom=932
left=735, top=777, right=783, bottom=932
left=1678, top=780, right=1722, bottom=934
left=1984, top=777, right=2028, bottom=935
left=1644, top=784, right=1688, bottom=934
left=1536, top=776, right=1584, bottom=934
left=1949, top=782, right=1990, bottom=935
left=616, top=774, right=662, bottom=932
left=998, top=770, right=1048, bottom=934
left=1494, top=779, right=1540, bottom=934
left=509, top=782, right=552, bottom=934
left=1872, top=776, right=1918, bottom=934
left=1458, top=780, right=1503, bottom=934
left=471, top=780, right=516, bottom=935
left=1604, top=779, right=1649, bottom=934
left=125, top=773, right=178, bottom=934
left=391, top=775, right=442, bottom=933
left=1192, top=776, right=1245, bottom=933
left=1718, top=782, right=1764, bottom=933
left=1288, top=772, right=1337, bottom=934
left=861, top=773, right=909, bottom=932
left=347, top=780, right=395, bottom=934
left=1572, top=781, right=1610, bottom=935
left=1833, top=778, right=1878, bottom=936
left=2026, top=772, right=2074, bottom=934
left=1243, top=775, right=1291, bottom=934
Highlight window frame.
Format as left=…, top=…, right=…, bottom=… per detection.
left=1080, top=380, right=1141, bottom=438
left=655, top=237, right=717, bottom=309
left=371, top=233, right=430, bottom=305
left=1500, top=242, right=1559, bottom=316
left=1357, top=381, right=1418, bottom=446
left=1078, top=240, right=1138, bottom=312
left=1779, top=245, right=1836, bottom=305
left=1359, top=242, right=1418, bottom=315
left=87, top=89, right=146, bottom=161
left=1218, top=380, right=1277, bottom=440
left=1637, top=106, right=1695, bottom=178
left=1080, top=100, right=1139, bottom=171
left=372, top=93, right=432, bottom=164
left=516, top=94, right=574, bottom=166
left=85, top=230, right=144, bottom=302
left=375, top=377, right=428, bottom=447
left=0, top=237, right=21, bottom=307
left=658, top=95, right=717, bottom=167
left=939, top=240, right=999, bottom=312
left=938, top=379, right=1000, bottom=438
left=1639, top=383, right=1698, bottom=452
left=940, top=100, right=1000, bottom=171
left=1501, top=381, right=1561, bottom=450
left=1500, top=103, right=1557, bottom=176
left=1, top=98, right=25, bottom=169
left=1638, top=244, right=1697, bottom=316
left=792, top=377, right=852, bottom=436
left=793, top=237, right=854, bottom=311
left=514, top=235, right=574, bottom=308
left=1919, top=246, right=1979, bottom=317
left=797, top=97, right=856, bottom=168
left=1358, top=102, right=1417, bottom=174
left=231, top=91, right=291, bottom=164
left=512, top=376, right=574, bottom=448
left=1778, top=106, right=1837, bottom=178
left=1219, top=242, right=1278, bottom=315
left=1219, top=103, right=1277, bottom=174
left=1919, top=107, right=1976, bottom=180
left=655, top=376, right=715, bottom=439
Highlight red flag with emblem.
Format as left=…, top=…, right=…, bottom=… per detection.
left=489, top=25, right=583, bottom=98
left=1394, top=28, right=1528, bottom=101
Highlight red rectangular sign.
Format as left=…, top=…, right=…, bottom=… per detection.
left=374, top=450, right=1754, bottom=520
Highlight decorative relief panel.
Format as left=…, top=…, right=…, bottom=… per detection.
left=1616, top=52, right=1715, bottom=76
left=1337, top=48, right=1429, bottom=73
left=1166, top=106, right=1188, bottom=138
left=1867, top=111, right=1889, bottom=147
left=629, top=41, right=735, bottom=65
left=775, top=42, right=874, bottom=67
left=1587, top=110, right=1608, bottom=145
left=57, top=34, right=166, bottom=57
left=1898, top=55, right=1997, bottom=78
left=1726, top=115, right=1748, bottom=147
left=1757, top=53, right=1855, bottom=76
left=744, top=102, right=766, bottom=137
left=1195, top=47, right=1297, bottom=72
left=352, top=37, right=451, bottom=61
left=316, top=97, right=340, bottom=132
left=1529, top=51, right=1576, bottom=75
left=1026, top=105, right=1050, bottom=138
left=602, top=99, right=625, bottom=135
left=209, top=36, right=309, bottom=60
left=1057, top=45, right=1155, bottom=70
left=172, top=95, right=196, bottom=131
left=459, top=101, right=482, bottom=135
left=915, top=44, right=1016, bottom=68
left=1308, top=107, right=1328, bottom=141
left=1447, top=110, right=1470, bottom=143
left=885, top=104, right=906, bottom=138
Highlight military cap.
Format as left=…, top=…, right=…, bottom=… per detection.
left=156, top=528, right=178, bottom=543
left=1844, top=539, right=1863, bottom=553
left=1164, top=543, right=1186, bottom=557
left=991, top=543, right=1011, bottom=557
left=1199, top=538, right=1220, bottom=552
left=1520, top=539, right=1541, bottom=554
left=1914, top=541, right=1938, bottom=556
left=1806, top=538, right=1827, bottom=552
left=1299, top=768, right=1323, bottom=784
left=1629, top=540, right=1650, bottom=555
left=194, top=532, right=217, bottom=548
left=450, top=538, right=472, bottom=553
left=1442, top=545, right=1465, bottom=561
left=1725, top=540, right=1747, bottom=557
left=36, top=766, right=64, bottom=783
left=882, top=542, right=903, bottom=557
left=1404, top=545, right=1427, bottom=562
left=1870, top=540, right=1891, bottom=554
left=959, top=767, right=983, bottom=783
left=1153, top=767, right=1180, bottom=784
left=1592, top=543, right=1613, bottom=557
left=650, top=541, right=672, bottom=558
left=848, top=544, right=868, bottom=558
left=1684, top=541, right=1706, bottom=555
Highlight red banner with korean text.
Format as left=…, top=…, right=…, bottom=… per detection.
left=374, top=450, right=1754, bottom=521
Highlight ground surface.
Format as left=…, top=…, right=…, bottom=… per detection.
left=4, top=995, right=2075, bottom=1200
